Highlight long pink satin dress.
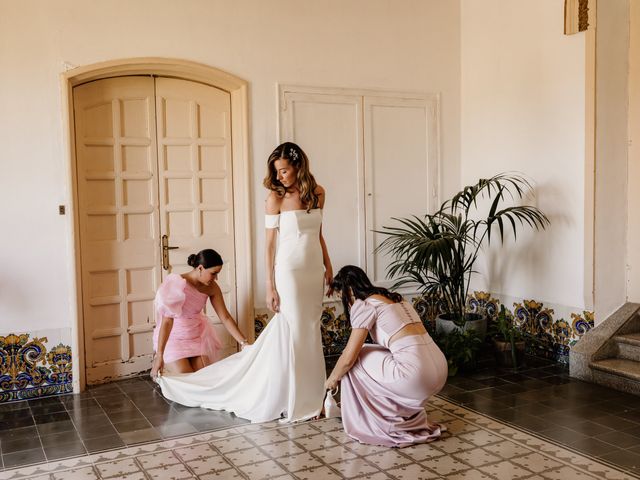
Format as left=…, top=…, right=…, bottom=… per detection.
left=341, top=297, right=448, bottom=447
left=153, top=274, right=222, bottom=365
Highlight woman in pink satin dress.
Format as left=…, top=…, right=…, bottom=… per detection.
left=150, top=249, right=251, bottom=379
left=325, top=265, right=448, bottom=447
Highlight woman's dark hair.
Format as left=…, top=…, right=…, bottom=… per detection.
left=263, top=142, right=319, bottom=212
left=187, top=249, right=223, bottom=269
left=331, top=265, right=402, bottom=319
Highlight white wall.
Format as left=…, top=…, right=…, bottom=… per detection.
left=594, top=0, right=629, bottom=321
left=0, top=0, right=461, bottom=333
left=627, top=0, right=640, bottom=302
left=460, top=0, right=587, bottom=311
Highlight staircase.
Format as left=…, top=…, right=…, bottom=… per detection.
left=571, top=303, right=640, bottom=396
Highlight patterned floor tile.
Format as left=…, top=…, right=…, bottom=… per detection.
left=294, top=465, right=344, bottom=479
left=136, top=451, right=181, bottom=469
left=173, top=443, right=218, bottom=462
left=51, top=466, right=99, bottom=479
left=456, top=429, right=503, bottom=446
left=145, top=462, right=193, bottom=480
left=541, top=466, right=601, bottom=479
left=197, top=468, right=244, bottom=479
left=0, top=397, right=637, bottom=480
left=452, top=447, right=502, bottom=467
left=210, top=435, right=253, bottom=453
left=259, top=439, right=306, bottom=458
left=401, top=443, right=447, bottom=462
left=311, top=444, right=358, bottom=464
left=224, top=446, right=271, bottom=466
left=479, top=460, right=533, bottom=479
left=94, top=458, right=141, bottom=478
left=386, top=463, right=441, bottom=479
left=295, top=433, right=339, bottom=451
left=329, top=457, right=379, bottom=478
left=237, top=459, right=288, bottom=479
left=511, top=452, right=564, bottom=473
left=363, top=450, right=413, bottom=470
left=421, top=455, right=471, bottom=476
left=185, top=456, right=232, bottom=476
left=276, top=452, right=323, bottom=472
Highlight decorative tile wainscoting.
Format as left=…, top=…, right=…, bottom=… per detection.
left=0, top=331, right=73, bottom=403
left=255, top=291, right=595, bottom=364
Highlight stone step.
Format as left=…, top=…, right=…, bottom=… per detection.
left=590, top=358, right=640, bottom=396
left=613, top=333, right=640, bottom=361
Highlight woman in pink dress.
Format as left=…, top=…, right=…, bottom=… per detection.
left=150, top=249, right=251, bottom=379
left=325, top=265, right=448, bottom=447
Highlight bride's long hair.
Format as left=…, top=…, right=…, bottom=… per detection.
left=331, top=265, right=403, bottom=320
left=263, top=142, right=319, bottom=212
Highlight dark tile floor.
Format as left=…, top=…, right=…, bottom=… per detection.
left=439, top=356, right=640, bottom=475
left=1, top=357, right=639, bottom=474
left=0, top=377, right=247, bottom=470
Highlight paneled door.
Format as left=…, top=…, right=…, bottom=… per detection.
left=363, top=96, right=439, bottom=287
left=279, top=92, right=366, bottom=272
left=279, top=86, right=440, bottom=293
left=155, top=78, right=237, bottom=359
left=74, top=76, right=237, bottom=384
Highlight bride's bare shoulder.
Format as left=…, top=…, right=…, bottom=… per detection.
left=314, top=185, right=326, bottom=208
left=265, top=191, right=283, bottom=214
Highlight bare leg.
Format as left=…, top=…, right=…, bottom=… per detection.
left=162, top=358, right=194, bottom=375
left=189, top=355, right=208, bottom=372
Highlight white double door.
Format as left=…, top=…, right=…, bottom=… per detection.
left=74, top=76, right=238, bottom=384
left=280, top=87, right=440, bottom=289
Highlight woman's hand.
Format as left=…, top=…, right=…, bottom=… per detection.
left=325, top=377, right=338, bottom=391
left=150, top=354, right=164, bottom=380
left=266, top=287, right=280, bottom=313
left=324, top=264, right=334, bottom=296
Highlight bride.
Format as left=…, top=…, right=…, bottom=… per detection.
left=156, top=142, right=332, bottom=423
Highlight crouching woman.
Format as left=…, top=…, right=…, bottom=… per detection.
left=325, top=265, right=448, bottom=447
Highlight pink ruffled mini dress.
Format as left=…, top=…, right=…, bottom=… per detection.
left=341, top=298, right=448, bottom=447
left=153, top=273, right=222, bottom=365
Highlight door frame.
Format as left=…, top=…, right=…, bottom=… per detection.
left=61, top=58, right=253, bottom=391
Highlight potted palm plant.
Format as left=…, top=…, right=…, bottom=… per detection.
left=377, top=173, right=549, bottom=338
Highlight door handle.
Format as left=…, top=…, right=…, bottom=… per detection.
left=161, top=235, right=179, bottom=271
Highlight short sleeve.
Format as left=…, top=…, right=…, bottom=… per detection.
left=349, top=299, right=377, bottom=330
left=265, top=214, right=280, bottom=229
left=155, top=274, right=186, bottom=319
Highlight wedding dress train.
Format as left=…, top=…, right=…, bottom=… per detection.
left=156, top=209, right=326, bottom=423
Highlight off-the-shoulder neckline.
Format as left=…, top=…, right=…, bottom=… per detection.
left=269, top=208, right=323, bottom=215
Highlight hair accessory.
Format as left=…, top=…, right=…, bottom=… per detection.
left=289, top=148, right=299, bottom=162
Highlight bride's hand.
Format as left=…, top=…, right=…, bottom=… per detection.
left=324, top=265, right=334, bottom=296
left=266, top=288, right=280, bottom=313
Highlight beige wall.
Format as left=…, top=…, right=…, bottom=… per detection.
left=594, top=0, right=630, bottom=321
left=0, top=0, right=461, bottom=332
left=627, top=0, right=640, bottom=301
left=460, top=0, right=588, bottom=311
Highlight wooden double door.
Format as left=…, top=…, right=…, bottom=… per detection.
left=73, top=76, right=238, bottom=384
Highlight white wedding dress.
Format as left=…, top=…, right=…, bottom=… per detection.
left=156, top=209, right=326, bottom=423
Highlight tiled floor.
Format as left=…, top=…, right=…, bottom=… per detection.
left=1, top=357, right=639, bottom=477
left=0, top=396, right=636, bottom=480
left=0, top=378, right=247, bottom=470
left=439, top=357, right=640, bottom=475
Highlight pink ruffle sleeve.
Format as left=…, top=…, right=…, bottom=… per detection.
left=155, top=273, right=186, bottom=319
left=350, top=300, right=377, bottom=330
